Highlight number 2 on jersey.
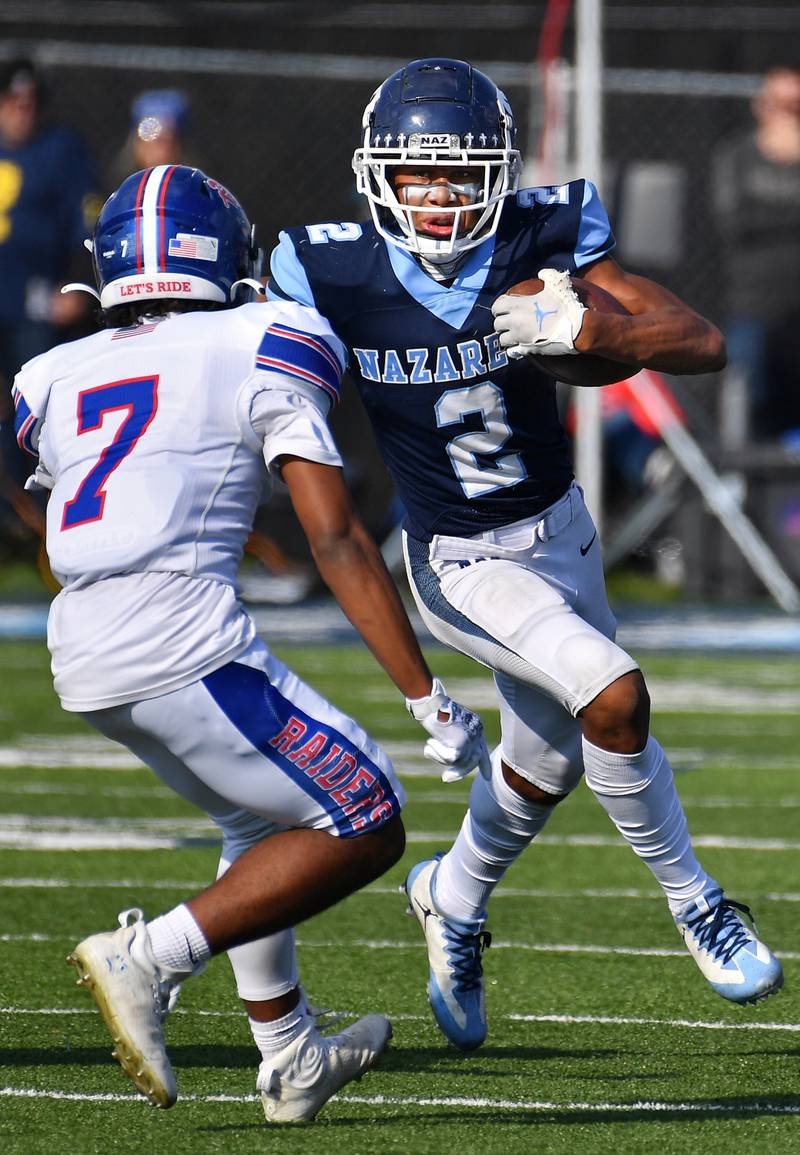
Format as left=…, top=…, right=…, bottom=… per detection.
left=435, top=380, right=527, bottom=498
left=61, top=376, right=159, bottom=530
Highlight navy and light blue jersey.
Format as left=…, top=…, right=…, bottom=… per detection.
left=269, top=180, right=615, bottom=540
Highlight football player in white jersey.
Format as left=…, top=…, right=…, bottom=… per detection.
left=12, top=164, right=490, bottom=1123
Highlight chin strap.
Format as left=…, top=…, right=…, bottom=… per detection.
left=231, top=278, right=265, bottom=298
left=416, top=253, right=466, bottom=281
left=60, top=282, right=100, bottom=300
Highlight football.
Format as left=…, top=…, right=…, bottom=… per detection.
left=505, top=276, right=638, bottom=386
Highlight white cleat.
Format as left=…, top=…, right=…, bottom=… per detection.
left=66, top=907, right=177, bottom=1108
left=257, top=1014, right=392, bottom=1124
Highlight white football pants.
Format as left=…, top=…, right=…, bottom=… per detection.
left=404, top=481, right=637, bottom=793
left=83, top=636, right=405, bottom=1000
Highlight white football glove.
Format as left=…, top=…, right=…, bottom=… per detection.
left=491, top=267, right=587, bottom=359
left=406, top=678, right=491, bottom=783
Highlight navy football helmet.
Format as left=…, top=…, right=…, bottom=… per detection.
left=353, top=58, right=521, bottom=261
left=89, top=165, right=259, bottom=310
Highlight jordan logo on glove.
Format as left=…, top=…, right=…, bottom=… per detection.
left=533, top=301, right=559, bottom=332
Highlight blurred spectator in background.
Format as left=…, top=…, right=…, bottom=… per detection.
left=711, top=66, right=800, bottom=443
left=0, top=57, right=100, bottom=556
left=108, top=89, right=207, bottom=189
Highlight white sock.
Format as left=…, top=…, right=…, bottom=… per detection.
left=434, top=751, right=557, bottom=927
left=147, top=903, right=212, bottom=980
left=250, top=993, right=314, bottom=1062
left=582, top=735, right=717, bottom=914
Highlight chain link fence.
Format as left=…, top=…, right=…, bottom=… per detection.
left=2, top=41, right=758, bottom=316
left=2, top=28, right=796, bottom=599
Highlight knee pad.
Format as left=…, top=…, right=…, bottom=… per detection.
left=497, top=739, right=584, bottom=801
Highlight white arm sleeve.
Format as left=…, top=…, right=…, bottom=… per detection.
left=248, top=374, right=343, bottom=475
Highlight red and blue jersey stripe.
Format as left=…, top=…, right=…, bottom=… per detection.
left=255, top=322, right=342, bottom=406
left=13, top=387, right=38, bottom=457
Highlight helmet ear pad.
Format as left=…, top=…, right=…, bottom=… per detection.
left=353, top=58, right=521, bottom=260
left=92, top=165, right=256, bottom=311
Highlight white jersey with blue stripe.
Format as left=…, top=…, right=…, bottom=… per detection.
left=269, top=180, right=615, bottom=541
left=13, top=299, right=345, bottom=711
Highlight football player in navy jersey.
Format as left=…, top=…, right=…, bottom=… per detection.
left=268, top=58, right=783, bottom=1051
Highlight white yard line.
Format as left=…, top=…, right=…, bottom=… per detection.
left=0, top=783, right=174, bottom=798
left=3, top=877, right=800, bottom=903
left=1, top=1006, right=799, bottom=1032
left=441, top=675, right=800, bottom=714
left=0, top=1086, right=799, bottom=1114
left=416, top=790, right=800, bottom=807
left=505, top=1013, right=800, bottom=1032
left=0, top=733, right=799, bottom=774
left=374, top=884, right=800, bottom=902
left=0, top=876, right=198, bottom=889
left=1, top=819, right=799, bottom=851
left=4, top=778, right=800, bottom=809
left=296, top=938, right=800, bottom=960
left=3, top=931, right=798, bottom=959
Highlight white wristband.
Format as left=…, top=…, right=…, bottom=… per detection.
left=405, top=677, right=447, bottom=721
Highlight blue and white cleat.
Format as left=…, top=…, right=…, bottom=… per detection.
left=404, top=857, right=491, bottom=1050
left=674, top=888, right=783, bottom=1005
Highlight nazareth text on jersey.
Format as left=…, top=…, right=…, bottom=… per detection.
left=270, top=181, right=615, bottom=539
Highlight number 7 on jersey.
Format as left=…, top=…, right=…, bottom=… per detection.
left=61, top=376, right=159, bottom=530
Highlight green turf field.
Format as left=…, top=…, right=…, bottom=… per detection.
left=0, top=639, right=798, bottom=1153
